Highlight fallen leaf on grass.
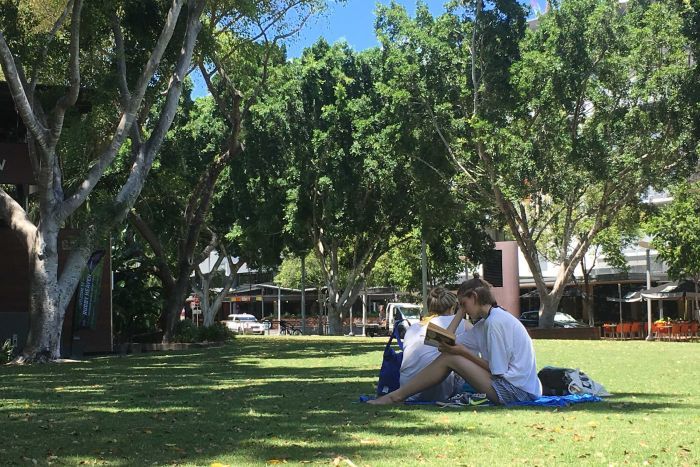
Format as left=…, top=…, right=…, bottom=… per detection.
left=332, top=456, right=357, bottom=467
left=267, top=459, right=287, bottom=465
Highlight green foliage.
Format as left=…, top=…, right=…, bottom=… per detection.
left=646, top=182, right=700, bottom=281
left=2, top=339, right=16, bottom=363
left=172, top=321, right=233, bottom=343
left=111, top=229, right=164, bottom=342
left=172, top=319, right=199, bottom=343
left=274, top=251, right=325, bottom=288
left=197, top=323, right=233, bottom=343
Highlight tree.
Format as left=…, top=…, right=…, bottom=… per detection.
left=239, top=39, right=481, bottom=334
left=128, top=1, right=326, bottom=341
left=646, top=182, right=700, bottom=283
left=406, top=0, right=696, bottom=327
left=574, top=212, right=639, bottom=325
left=275, top=251, right=325, bottom=290
left=374, top=2, right=499, bottom=289
left=192, top=239, right=239, bottom=327
left=0, top=0, right=206, bottom=361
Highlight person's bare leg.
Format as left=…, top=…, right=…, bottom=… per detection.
left=442, top=354, right=499, bottom=403
left=368, top=355, right=453, bottom=404
left=369, top=354, right=499, bottom=405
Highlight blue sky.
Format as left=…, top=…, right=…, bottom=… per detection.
left=285, top=0, right=447, bottom=58
left=192, top=0, right=539, bottom=98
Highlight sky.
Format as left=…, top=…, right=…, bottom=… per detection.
left=191, top=0, right=540, bottom=98
left=284, top=0, right=447, bottom=58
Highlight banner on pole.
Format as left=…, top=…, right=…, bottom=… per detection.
left=74, top=250, right=106, bottom=330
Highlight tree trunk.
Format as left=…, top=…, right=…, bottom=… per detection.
left=162, top=274, right=191, bottom=341
left=23, top=231, right=62, bottom=362
left=538, top=292, right=563, bottom=328
left=328, top=288, right=347, bottom=336
left=19, top=222, right=90, bottom=362
left=581, top=284, right=595, bottom=326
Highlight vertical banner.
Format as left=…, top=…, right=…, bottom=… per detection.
left=74, top=250, right=106, bottom=330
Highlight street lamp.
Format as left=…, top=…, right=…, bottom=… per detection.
left=638, top=240, right=654, bottom=341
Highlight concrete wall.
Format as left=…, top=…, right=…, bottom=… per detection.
left=492, top=241, right=520, bottom=317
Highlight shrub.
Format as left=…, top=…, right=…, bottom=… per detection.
left=172, top=320, right=198, bottom=343
left=198, top=323, right=233, bottom=342
left=2, top=339, right=16, bottom=363
left=172, top=321, right=233, bottom=343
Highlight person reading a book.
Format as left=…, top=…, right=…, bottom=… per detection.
left=399, top=287, right=471, bottom=402
left=369, top=278, right=542, bottom=405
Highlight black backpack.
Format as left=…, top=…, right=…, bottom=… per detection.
left=537, top=366, right=574, bottom=396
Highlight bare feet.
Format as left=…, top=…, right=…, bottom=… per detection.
left=367, top=393, right=403, bottom=405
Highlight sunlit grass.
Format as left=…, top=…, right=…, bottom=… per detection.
left=1, top=337, right=699, bottom=466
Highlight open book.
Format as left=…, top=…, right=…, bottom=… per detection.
left=424, top=321, right=456, bottom=348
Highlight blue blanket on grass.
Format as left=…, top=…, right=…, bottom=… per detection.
left=358, top=393, right=602, bottom=407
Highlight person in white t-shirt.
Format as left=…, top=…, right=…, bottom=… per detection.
left=400, top=287, right=471, bottom=402
left=370, top=278, right=542, bottom=405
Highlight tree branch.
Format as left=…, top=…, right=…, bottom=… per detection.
left=49, top=0, right=83, bottom=149
left=59, top=0, right=189, bottom=221
left=0, top=33, right=50, bottom=152
left=111, top=9, right=131, bottom=107
left=128, top=211, right=176, bottom=289
left=0, top=189, right=37, bottom=250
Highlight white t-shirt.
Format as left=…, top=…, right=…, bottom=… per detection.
left=400, top=315, right=469, bottom=401
left=460, top=307, right=542, bottom=397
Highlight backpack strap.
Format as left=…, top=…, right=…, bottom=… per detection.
left=391, top=319, right=404, bottom=351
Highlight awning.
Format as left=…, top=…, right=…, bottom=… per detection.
left=606, top=290, right=643, bottom=303
left=640, top=280, right=700, bottom=300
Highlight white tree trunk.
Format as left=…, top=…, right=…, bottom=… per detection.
left=24, top=231, right=62, bottom=361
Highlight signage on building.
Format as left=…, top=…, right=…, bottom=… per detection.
left=0, top=143, right=34, bottom=184
left=224, top=296, right=263, bottom=302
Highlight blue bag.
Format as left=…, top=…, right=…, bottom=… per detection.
left=376, top=321, right=405, bottom=396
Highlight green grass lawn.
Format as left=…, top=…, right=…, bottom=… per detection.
left=1, top=337, right=699, bottom=466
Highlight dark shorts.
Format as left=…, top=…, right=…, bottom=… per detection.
left=491, top=376, right=538, bottom=405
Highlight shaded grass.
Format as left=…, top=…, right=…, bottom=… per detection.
left=1, top=337, right=699, bottom=466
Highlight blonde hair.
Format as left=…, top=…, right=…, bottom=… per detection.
left=457, top=277, right=497, bottom=306
left=427, top=287, right=458, bottom=315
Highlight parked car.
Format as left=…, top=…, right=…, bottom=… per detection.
left=519, top=311, right=589, bottom=328
left=364, top=303, right=423, bottom=338
left=223, top=313, right=265, bottom=334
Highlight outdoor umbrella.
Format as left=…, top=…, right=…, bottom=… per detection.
left=606, top=288, right=644, bottom=323
left=641, top=280, right=700, bottom=322
left=639, top=280, right=700, bottom=301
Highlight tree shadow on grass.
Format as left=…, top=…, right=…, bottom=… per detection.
left=1, top=339, right=489, bottom=465
left=2, top=338, right=696, bottom=465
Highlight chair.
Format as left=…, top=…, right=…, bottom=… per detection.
left=671, top=323, right=683, bottom=341
left=602, top=324, right=616, bottom=339
left=620, top=322, right=632, bottom=340
left=656, top=323, right=672, bottom=341
left=630, top=322, right=643, bottom=339
left=688, top=321, right=699, bottom=341
left=615, top=323, right=623, bottom=340
left=679, top=323, right=690, bottom=341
